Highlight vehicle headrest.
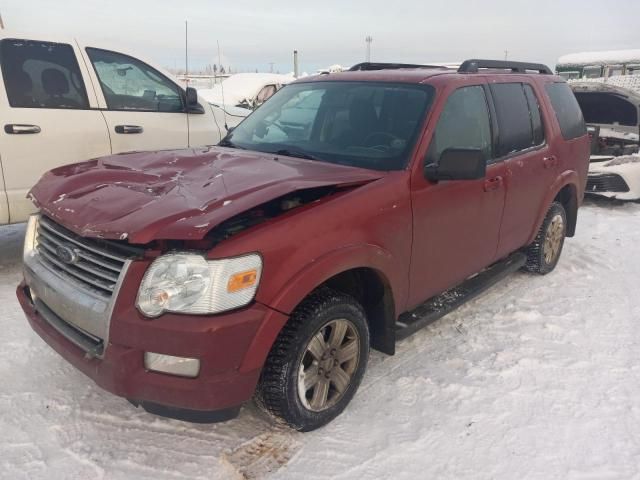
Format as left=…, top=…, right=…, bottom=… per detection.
left=42, top=68, right=70, bottom=95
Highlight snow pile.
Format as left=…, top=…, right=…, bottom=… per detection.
left=2, top=202, right=640, bottom=479
left=199, top=73, right=294, bottom=107
left=558, top=49, right=640, bottom=66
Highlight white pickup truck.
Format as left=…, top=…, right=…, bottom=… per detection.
left=0, top=32, right=235, bottom=225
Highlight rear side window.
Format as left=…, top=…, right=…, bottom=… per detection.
left=545, top=83, right=586, bottom=140
left=490, top=83, right=535, bottom=156
left=523, top=84, right=545, bottom=145
left=426, top=85, right=493, bottom=165
left=0, top=39, right=89, bottom=109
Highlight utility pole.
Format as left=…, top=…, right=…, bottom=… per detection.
left=0, top=12, right=5, bottom=30
left=293, top=50, right=299, bottom=78
left=504, top=49, right=509, bottom=60
left=365, top=36, right=373, bottom=62
left=269, top=62, right=274, bottom=73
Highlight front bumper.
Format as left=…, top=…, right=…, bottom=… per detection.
left=587, top=157, right=640, bottom=200
left=17, top=276, right=286, bottom=422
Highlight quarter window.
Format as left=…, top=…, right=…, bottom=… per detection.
left=426, top=85, right=493, bottom=166
left=86, top=48, right=183, bottom=112
left=545, top=82, right=587, bottom=140
left=1, top=39, right=89, bottom=109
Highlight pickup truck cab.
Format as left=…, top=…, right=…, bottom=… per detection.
left=0, top=32, right=230, bottom=225
left=18, top=60, right=590, bottom=431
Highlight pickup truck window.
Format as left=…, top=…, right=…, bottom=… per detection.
left=425, top=85, right=493, bottom=166
left=491, top=83, right=539, bottom=156
left=86, top=47, right=184, bottom=112
left=224, top=81, right=434, bottom=171
left=0, top=39, right=89, bottom=109
left=545, top=83, right=587, bottom=140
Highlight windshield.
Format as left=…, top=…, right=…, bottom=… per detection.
left=221, top=81, right=434, bottom=171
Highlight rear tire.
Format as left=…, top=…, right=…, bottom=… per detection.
left=523, top=201, right=567, bottom=275
left=255, top=288, right=369, bottom=431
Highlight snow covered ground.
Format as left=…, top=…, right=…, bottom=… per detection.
left=1, top=199, right=640, bottom=480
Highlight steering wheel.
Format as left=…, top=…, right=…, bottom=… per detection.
left=363, top=131, right=401, bottom=149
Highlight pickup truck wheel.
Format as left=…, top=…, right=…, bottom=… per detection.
left=255, top=288, right=369, bottom=431
left=523, top=201, right=567, bottom=275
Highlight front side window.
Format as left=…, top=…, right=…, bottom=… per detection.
left=86, top=47, right=183, bottom=112
left=491, top=83, right=536, bottom=156
left=426, top=85, right=493, bottom=165
left=1, top=39, right=89, bottom=109
left=223, top=81, right=434, bottom=171
left=256, top=84, right=277, bottom=105
left=545, top=82, right=587, bottom=140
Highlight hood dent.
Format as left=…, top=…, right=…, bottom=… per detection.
left=30, top=147, right=383, bottom=244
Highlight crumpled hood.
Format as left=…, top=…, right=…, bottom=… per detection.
left=30, top=147, right=384, bottom=244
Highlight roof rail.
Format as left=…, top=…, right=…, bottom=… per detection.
left=458, top=59, right=553, bottom=74
left=349, top=62, right=446, bottom=72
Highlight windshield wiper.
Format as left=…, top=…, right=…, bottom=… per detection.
left=219, top=138, right=246, bottom=149
left=272, top=149, right=320, bottom=161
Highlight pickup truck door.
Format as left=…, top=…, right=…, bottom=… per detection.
left=80, top=45, right=189, bottom=153
left=408, top=84, right=507, bottom=308
left=0, top=37, right=110, bottom=224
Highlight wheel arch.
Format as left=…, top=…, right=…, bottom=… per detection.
left=528, top=171, right=580, bottom=245
left=239, top=245, right=401, bottom=372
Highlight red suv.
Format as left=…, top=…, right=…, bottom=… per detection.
left=17, top=60, right=590, bottom=431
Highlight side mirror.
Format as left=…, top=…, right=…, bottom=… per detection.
left=425, top=148, right=486, bottom=182
left=185, top=87, right=205, bottom=114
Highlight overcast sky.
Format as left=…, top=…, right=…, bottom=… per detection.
left=2, top=0, right=639, bottom=74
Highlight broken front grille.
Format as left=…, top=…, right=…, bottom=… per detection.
left=586, top=174, right=630, bottom=193
left=36, top=216, right=131, bottom=298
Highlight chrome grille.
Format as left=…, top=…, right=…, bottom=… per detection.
left=36, top=216, right=129, bottom=298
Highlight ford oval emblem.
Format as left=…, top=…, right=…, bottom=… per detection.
left=56, top=244, right=79, bottom=265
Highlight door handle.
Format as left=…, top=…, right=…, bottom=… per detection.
left=4, top=124, right=41, bottom=134
left=115, top=125, right=143, bottom=134
left=543, top=155, right=558, bottom=169
left=483, top=176, right=503, bottom=192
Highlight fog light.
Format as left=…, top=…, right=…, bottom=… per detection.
left=144, top=352, right=200, bottom=378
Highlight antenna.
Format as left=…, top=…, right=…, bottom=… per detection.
left=185, top=20, right=189, bottom=79
left=217, top=40, right=229, bottom=131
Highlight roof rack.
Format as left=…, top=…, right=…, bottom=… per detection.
left=458, top=59, right=553, bottom=74
left=348, top=62, right=446, bottom=72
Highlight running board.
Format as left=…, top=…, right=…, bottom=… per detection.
left=396, top=252, right=527, bottom=341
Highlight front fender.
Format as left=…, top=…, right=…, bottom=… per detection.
left=239, top=243, right=403, bottom=372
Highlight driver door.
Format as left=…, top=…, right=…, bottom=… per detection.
left=80, top=45, right=188, bottom=153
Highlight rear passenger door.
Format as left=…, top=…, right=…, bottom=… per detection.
left=490, top=82, right=555, bottom=257
left=82, top=47, right=188, bottom=153
left=0, top=37, right=110, bottom=223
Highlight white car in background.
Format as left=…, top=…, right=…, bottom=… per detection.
left=199, top=73, right=294, bottom=116
left=0, top=31, right=235, bottom=225
left=570, top=81, right=640, bottom=200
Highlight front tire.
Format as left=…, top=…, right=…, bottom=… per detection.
left=523, top=201, right=567, bottom=274
left=255, top=288, right=369, bottom=431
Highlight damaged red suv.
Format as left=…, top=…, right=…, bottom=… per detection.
left=18, top=60, right=590, bottom=431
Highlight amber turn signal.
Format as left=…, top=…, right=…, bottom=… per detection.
left=227, top=269, right=258, bottom=293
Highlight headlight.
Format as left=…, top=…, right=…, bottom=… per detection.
left=136, top=253, right=262, bottom=317
left=23, top=214, right=39, bottom=262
